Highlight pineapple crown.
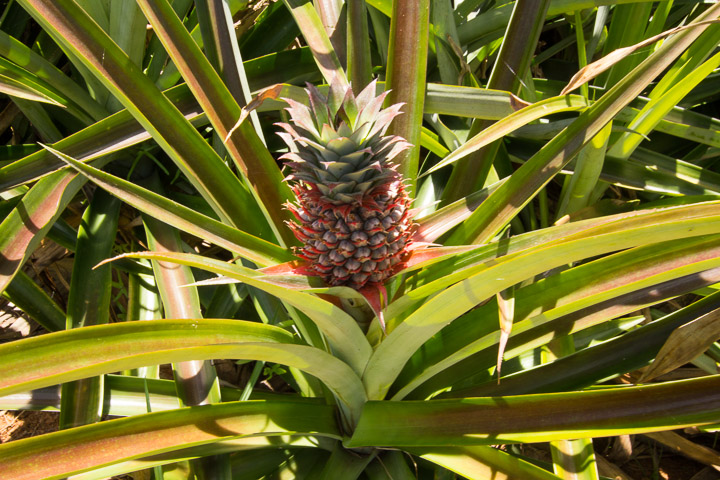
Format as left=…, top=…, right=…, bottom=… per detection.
left=276, top=79, right=411, bottom=205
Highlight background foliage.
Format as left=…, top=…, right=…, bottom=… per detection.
left=1, top=0, right=720, bottom=478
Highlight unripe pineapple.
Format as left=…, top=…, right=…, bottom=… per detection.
left=277, top=80, right=414, bottom=289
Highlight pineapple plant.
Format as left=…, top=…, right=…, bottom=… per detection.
left=278, top=80, right=415, bottom=289
left=2, top=1, right=720, bottom=479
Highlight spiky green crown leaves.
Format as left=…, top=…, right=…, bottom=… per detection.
left=276, top=79, right=411, bottom=204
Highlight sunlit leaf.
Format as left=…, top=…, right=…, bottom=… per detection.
left=348, top=376, right=720, bottom=447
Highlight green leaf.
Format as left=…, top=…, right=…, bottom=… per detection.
left=365, top=0, right=390, bottom=17
left=596, top=2, right=654, bottom=89
left=2, top=270, right=65, bottom=332
left=0, top=399, right=339, bottom=480
left=283, top=0, right=348, bottom=87
left=412, top=178, right=507, bottom=243
left=0, top=52, right=314, bottom=191
left=457, top=0, right=657, bottom=47
left=0, top=375, right=322, bottom=417
left=142, top=185, right=228, bottom=476
left=366, top=202, right=720, bottom=399
left=447, top=2, right=720, bottom=245
left=239, top=2, right=299, bottom=59
left=431, top=0, right=462, bottom=86
left=104, top=0, right=147, bottom=113
left=608, top=49, right=720, bottom=160
left=347, top=0, right=372, bottom=93
left=0, top=164, right=108, bottom=294
left=421, top=95, right=588, bottom=178
left=136, top=0, right=294, bottom=246
left=598, top=155, right=720, bottom=197
left=398, top=234, right=720, bottom=400
left=318, top=442, right=375, bottom=480
left=550, top=438, right=599, bottom=480
left=12, top=97, right=63, bottom=142
left=347, top=376, right=720, bottom=447
left=366, top=451, right=415, bottom=479
left=195, top=0, right=258, bottom=118
left=384, top=0, right=429, bottom=194
left=0, top=83, right=197, bottom=190
left=17, top=0, right=264, bottom=232
left=450, top=289, right=720, bottom=398
left=315, top=0, right=346, bottom=66
left=424, top=83, right=529, bottom=119
left=42, top=144, right=291, bottom=266
left=60, top=188, right=120, bottom=429
left=108, top=251, right=372, bottom=376
left=408, top=446, right=562, bottom=480
left=556, top=122, right=611, bottom=219
left=0, top=319, right=291, bottom=395
left=142, top=187, right=223, bottom=410
left=0, top=319, right=366, bottom=422
left=72, top=443, right=319, bottom=480
left=446, top=0, right=549, bottom=201
left=123, top=265, right=161, bottom=379
left=0, top=28, right=106, bottom=120
left=564, top=19, right=712, bottom=95
left=393, top=202, right=713, bottom=324
left=546, top=338, right=599, bottom=480
left=0, top=70, right=65, bottom=106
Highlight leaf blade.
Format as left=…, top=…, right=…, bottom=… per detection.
left=348, top=376, right=720, bottom=447
left=0, top=399, right=339, bottom=480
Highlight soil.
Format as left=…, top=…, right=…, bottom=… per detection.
left=0, top=409, right=58, bottom=443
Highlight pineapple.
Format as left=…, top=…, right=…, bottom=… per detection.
left=277, top=80, right=414, bottom=289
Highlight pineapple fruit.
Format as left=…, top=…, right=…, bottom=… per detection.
left=277, top=80, right=414, bottom=289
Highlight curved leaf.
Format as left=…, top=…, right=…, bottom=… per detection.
left=0, top=71, right=65, bottom=106
left=137, top=0, right=295, bottom=246
left=348, top=376, right=720, bottom=447
left=70, top=441, right=319, bottom=480
left=420, top=95, right=587, bottom=178
left=0, top=166, right=106, bottom=294
left=17, top=0, right=260, bottom=231
left=0, top=319, right=366, bottom=423
left=562, top=21, right=720, bottom=95
left=43, top=144, right=291, bottom=266
left=0, top=399, right=339, bottom=480
left=0, top=83, right=201, bottom=190
left=447, top=3, right=720, bottom=245
left=409, top=446, right=562, bottom=480
left=393, top=235, right=720, bottom=399
left=142, top=195, right=223, bottom=417
left=443, top=275, right=720, bottom=399
left=0, top=28, right=105, bottom=120
left=106, top=251, right=372, bottom=375
left=396, top=200, right=720, bottom=321
left=365, top=202, right=720, bottom=399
